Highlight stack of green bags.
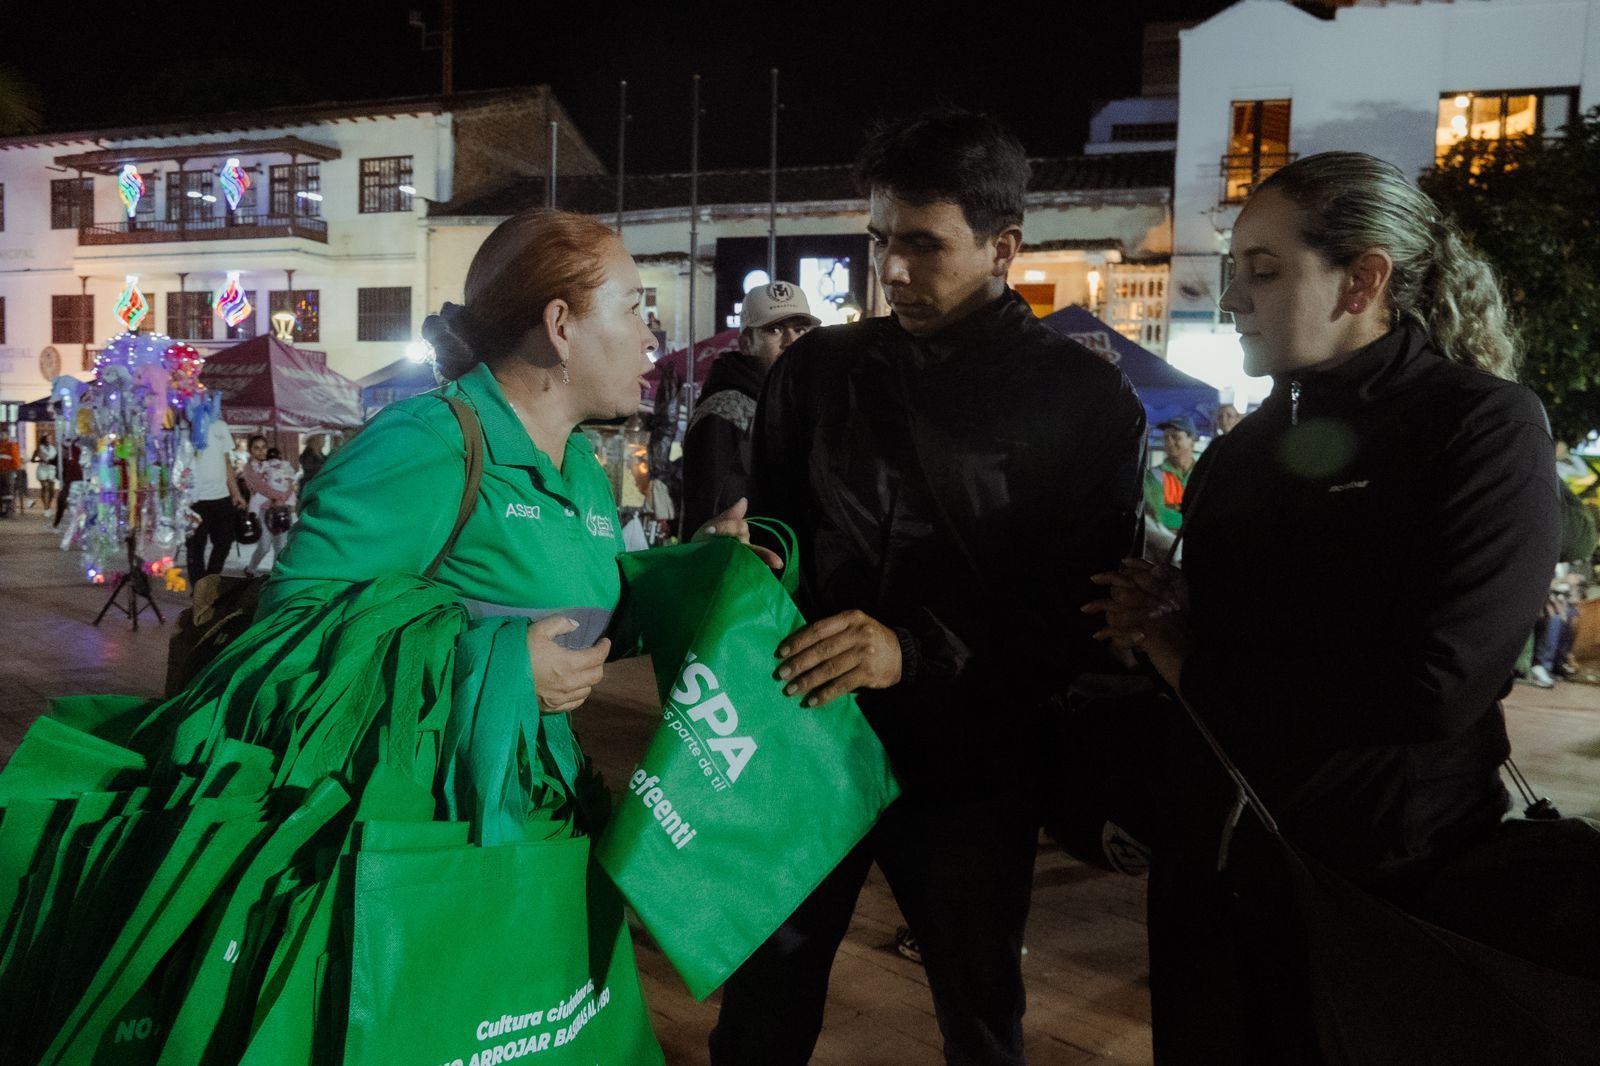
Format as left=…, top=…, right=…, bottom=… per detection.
left=0, top=574, right=661, bottom=1066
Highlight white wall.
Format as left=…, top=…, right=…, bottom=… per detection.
left=0, top=112, right=448, bottom=398
left=1168, top=0, right=1600, bottom=406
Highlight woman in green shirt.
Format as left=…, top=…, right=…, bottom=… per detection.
left=264, top=209, right=767, bottom=715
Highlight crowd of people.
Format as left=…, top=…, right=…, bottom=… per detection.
left=8, top=104, right=1594, bottom=1065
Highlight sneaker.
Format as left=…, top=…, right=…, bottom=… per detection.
left=894, top=925, right=922, bottom=965
left=1529, top=664, right=1556, bottom=688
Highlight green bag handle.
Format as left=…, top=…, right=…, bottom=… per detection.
left=745, top=517, right=801, bottom=597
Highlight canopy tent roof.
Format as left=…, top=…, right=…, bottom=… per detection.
left=17, top=396, right=54, bottom=422
left=200, top=335, right=364, bottom=431
left=1042, top=306, right=1221, bottom=436
left=642, top=328, right=741, bottom=403
left=357, top=358, right=441, bottom=414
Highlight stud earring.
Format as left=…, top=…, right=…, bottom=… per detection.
left=1348, top=300, right=1365, bottom=314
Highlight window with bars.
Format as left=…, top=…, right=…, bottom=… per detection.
left=52, top=294, right=93, bottom=344
left=168, top=292, right=215, bottom=340
left=359, top=156, right=414, bottom=213
left=1223, top=99, right=1292, bottom=202
left=269, top=289, right=320, bottom=342
left=270, top=163, right=322, bottom=217
left=166, top=171, right=215, bottom=223
left=226, top=290, right=258, bottom=340
left=50, top=178, right=92, bottom=229
left=357, top=287, right=412, bottom=340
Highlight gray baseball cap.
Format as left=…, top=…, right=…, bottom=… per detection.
left=740, top=281, right=821, bottom=330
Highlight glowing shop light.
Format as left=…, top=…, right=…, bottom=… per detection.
left=406, top=340, right=434, bottom=363
left=295, top=191, right=323, bottom=202
left=397, top=184, right=417, bottom=195
left=271, top=310, right=297, bottom=341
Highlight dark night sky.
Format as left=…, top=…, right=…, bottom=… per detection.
left=1, top=0, right=1234, bottom=172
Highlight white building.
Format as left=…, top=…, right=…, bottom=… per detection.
left=428, top=151, right=1175, bottom=358
left=0, top=87, right=602, bottom=409
left=1168, top=0, right=1600, bottom=407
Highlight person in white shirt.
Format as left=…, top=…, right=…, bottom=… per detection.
left=186, top=418, right=247, bottom=582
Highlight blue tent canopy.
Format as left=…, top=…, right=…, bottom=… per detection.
left=1042, top=306, right=1221, bottom=436
left=358, top=359, right=441, bottom=415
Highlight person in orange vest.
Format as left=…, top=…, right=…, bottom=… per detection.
left=0, top=426, right=22, bottom=518
left=1144, top=415, right=1197, bottom=532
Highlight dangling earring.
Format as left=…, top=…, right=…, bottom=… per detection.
left=561, top=363, right=570, bottom=384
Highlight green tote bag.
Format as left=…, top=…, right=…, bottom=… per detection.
left=595, top=522, right=901, bottom=1000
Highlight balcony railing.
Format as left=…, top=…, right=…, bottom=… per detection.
left=1219, top=152, right=1297, bottom=204
left=78, top=213, right=328, bottom=246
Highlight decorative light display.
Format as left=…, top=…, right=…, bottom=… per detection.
left=214, top=271, right=253, bottom=328
left=117, top=164, right=144, bottom=217
left=219, top=157, right=251, bottom=211
left=113, top=275, right=149, bottom=331
left=61, top=331, right=210, bottom=585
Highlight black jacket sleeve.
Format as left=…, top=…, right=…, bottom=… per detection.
left=1180, top=388, right=1561, bottom=751
left=680, top=410, right=748, bottom=540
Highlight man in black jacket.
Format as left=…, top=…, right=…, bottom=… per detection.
left=707, top=109, right=1147, bottom=1065
left=680, top=281, right=819, bottom=537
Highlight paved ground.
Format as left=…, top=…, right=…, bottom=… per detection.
left=2, top=508, right=1597, bottom=1064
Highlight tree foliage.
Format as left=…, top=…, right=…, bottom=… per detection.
left=1420, top=106, right=1600, bottom=442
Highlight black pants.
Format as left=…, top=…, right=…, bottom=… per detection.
left=710, top=780, right=1040, bottom=1066
left=186, top=497, right=236, bottom=579
left=52, top=476, right=78, bottom=527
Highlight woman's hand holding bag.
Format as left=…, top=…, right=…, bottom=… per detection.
left=526, top=615, right=610, bottom=713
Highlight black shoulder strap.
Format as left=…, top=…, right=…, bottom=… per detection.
left=426, top=394, right=485, bottom=579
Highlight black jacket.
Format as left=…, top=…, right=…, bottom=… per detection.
left=749, top=290, right=1147, bottom=781
left=681, top=352, right=766, bottom=537
left=1178, top=323, right=1561, bottom=877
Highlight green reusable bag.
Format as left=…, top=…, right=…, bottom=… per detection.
left=595, top=520, right=901, bottom=999
left=344, top=834, right=662, bottom=1066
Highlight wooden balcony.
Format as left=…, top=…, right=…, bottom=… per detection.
left=77, top=213, right=328, bottom=246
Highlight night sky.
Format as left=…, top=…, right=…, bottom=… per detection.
left=2, top=0, right=1234, bottom=171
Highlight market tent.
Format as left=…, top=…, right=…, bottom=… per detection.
left=200, top=335, right=364, bottom=431
left=17, top=397, right=53, bottom=422
left=357, top=359, right=440, bottom=415
left=642, top=328, right=741, bottom=404
left=1042, top=306, right=1221, bottom=436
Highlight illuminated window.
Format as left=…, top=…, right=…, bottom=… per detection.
left=1435, top=89, right=1577, bottom=162
left=1222, top=100, right=1292, bottom=203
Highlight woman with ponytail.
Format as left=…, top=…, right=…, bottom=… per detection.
left=1086, top=152, right=1563, bottom=1062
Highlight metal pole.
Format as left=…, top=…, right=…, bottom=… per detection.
left=547, top=120, right=558, bottom=208
left=684, top=74, right=701, bottom=425
left=768, top=68, right=778, bottom=277
left=441, top=0, right=455, bottom=95
left=79, top=275, right=89, bottom=371
left=616, top=80, right=628, bottom=234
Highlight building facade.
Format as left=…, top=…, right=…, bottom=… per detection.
left=0, top=88, right=602, bottom=408
left=1168, top=0, right=1600, bottom=407
left=428, top=151, right=1175, bottom=360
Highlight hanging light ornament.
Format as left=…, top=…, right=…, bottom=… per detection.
left=117, top=164, right=144, bottom=217
left=219, top=157, right=251, bottom=211
left=213, top=271, right=253, bottom=328
left=113, top=276, right=149, bottom=331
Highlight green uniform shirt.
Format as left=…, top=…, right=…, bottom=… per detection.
left=261, top=362, right=625, bottom=644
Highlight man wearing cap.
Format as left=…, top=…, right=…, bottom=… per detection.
left=680, top=281, right=819, bottom=537
left=1145, top=416, right=1198, bottom=533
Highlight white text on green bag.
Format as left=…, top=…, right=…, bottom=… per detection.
left=669, top=652, right=758, bottom=784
